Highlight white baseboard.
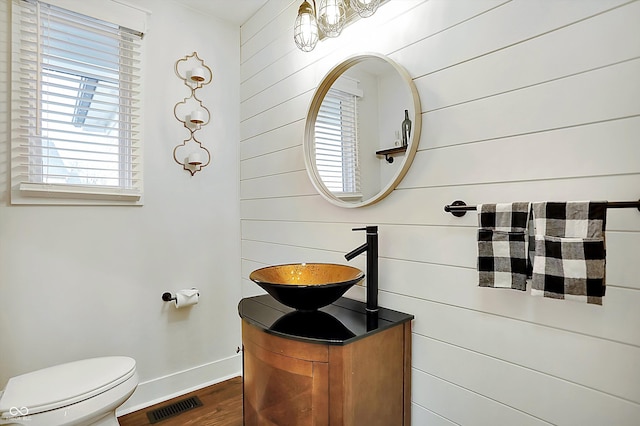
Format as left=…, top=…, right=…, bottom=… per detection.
left=116, top=354, right=242, bottom=416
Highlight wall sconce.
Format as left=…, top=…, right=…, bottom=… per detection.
left=294, top=0, right=385, bottom=52
left=173, top=52, right=212, bottom=176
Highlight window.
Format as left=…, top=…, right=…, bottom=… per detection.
left=11, top=0, right=145, bottom=204
left=314, top=87, right=361, bottom=198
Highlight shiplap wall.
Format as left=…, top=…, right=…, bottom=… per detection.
left=239, top=0, right=640, bottom=424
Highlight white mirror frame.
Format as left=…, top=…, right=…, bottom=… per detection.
left=303, top=53, right=422, bottom=208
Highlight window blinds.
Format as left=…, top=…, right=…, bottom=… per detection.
left=314, top=88, right=361, bottom=196
left=12, top=0, right=143, bottom=202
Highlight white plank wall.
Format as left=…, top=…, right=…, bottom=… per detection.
left=239, top=0, right=640, bottom=424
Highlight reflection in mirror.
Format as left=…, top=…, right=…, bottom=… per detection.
left=270, top=310, right=356, bottom=341
left=304, top=54, right=421, bottom=208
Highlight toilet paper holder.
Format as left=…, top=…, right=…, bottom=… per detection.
left=162, top=291, right=199, bottom=302
left=162, top=292, right=177, bottom=302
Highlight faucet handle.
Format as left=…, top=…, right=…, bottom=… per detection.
left=352, top=226, right=378, bottom=233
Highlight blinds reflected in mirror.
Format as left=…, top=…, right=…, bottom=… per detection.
left=314, top=87, right=361, bottom=198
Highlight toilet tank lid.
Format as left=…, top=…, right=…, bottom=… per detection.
left=0, top=356, right=136, bottom=417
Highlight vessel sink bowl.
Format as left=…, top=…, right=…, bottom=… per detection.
left=249, top=263, right=365, bottom=311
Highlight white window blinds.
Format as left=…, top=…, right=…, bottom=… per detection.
left=314, top=87, right=361, bottom=197
left=11, top=0, right=144, bottom=204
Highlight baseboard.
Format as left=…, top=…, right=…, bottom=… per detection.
left=116, top=354, right=242, bottom=416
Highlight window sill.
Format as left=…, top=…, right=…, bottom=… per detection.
left=14, top=183, right=142, bottom=206
left=334, top=192, right=363, bottom=201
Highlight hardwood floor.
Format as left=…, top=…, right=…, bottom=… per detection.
left=118, top=376, right=243, bottom=426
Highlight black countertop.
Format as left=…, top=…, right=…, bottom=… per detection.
left=238, top=295, right=414, bottom=346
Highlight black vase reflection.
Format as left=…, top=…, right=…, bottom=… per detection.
left=270, top=310, right=356, bottom=341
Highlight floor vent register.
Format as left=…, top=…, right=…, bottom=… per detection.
left=146, top=395, right=203, bottom=424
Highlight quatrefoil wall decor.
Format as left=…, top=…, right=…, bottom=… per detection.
left=173, top=52, right=212, bottom=176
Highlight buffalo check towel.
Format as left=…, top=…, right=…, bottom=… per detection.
left=477, top=202, right=530, bottom=290
left=531, top=202, right=607, bottom=305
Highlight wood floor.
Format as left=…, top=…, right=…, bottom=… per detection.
left=118, top=376, right=243, bottom=426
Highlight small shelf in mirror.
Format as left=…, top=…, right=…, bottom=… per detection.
left=376, top=145, right=407, bottom=163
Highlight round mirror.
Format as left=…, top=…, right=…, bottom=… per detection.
left=303, top=53, right=421, bottom=208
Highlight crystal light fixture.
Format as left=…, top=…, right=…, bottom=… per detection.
left=294, top=1, right=319, bottom=52
left=293, top=0, right=384, bottom=52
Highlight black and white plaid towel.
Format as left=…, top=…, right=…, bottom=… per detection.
left=531, top=202, right=607, bottom=305
left=477, top=202, right=531, bottom=290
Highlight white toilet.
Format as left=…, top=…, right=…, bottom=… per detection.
left=0, top=356, right=138, bottom=426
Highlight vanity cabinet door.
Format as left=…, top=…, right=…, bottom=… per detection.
left=242, top=320, right=329, bottom=425
left=242, top=319, right=411, bottom=426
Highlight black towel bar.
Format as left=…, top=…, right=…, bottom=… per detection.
left=444, top=199, right=640, bottom=217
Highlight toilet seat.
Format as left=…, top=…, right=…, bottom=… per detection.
left=0, top=357, right=136, bottom=418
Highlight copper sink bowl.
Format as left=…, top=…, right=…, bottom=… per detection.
left=249, top=263, right=365, bottom=311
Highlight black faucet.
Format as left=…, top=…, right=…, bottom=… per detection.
left=344, top=226, right=378, bottom=312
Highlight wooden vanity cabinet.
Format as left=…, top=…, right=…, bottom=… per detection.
left=242, top=319, right=412, bottom=426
